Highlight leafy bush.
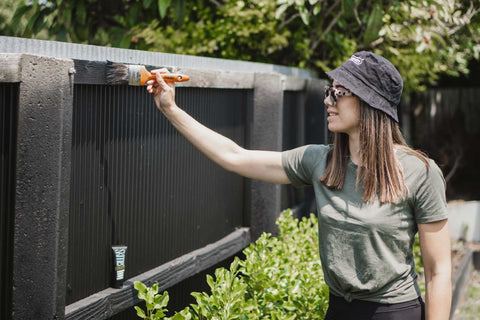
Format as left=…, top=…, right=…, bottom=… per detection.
left=134, top=210, right=425, bottom=319
left=132, top=0, right=480, bottom=92
left=134, top=210, right=329, bottom=319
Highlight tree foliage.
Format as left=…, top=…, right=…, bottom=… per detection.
left=0, top=0, right=188, bottom=48
left=2, top=0, right=479, bottom=92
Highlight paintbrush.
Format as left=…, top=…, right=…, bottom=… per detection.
left=106, top=61, right=189, bottom=86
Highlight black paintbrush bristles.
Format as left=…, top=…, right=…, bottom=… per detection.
left=105, top=61, right=130, bottom=85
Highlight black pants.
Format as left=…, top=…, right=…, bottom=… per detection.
left=324, top=293, right=425, bottom=320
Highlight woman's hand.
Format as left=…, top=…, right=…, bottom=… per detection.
left=146, top=68, right=176, bottom=114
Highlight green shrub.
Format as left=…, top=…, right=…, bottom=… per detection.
left=134, top=210, right=328, bottom=319
left=134, top=210, right=425, bottom=318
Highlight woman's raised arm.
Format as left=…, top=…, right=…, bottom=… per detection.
left=146, top=69, right=291, bottom=185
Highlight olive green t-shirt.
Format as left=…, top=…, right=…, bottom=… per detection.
left=282, top=145, right=448, bottom=304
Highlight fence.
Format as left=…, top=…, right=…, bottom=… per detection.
left=401, top=86, right=480, bottom=200
left=0, top=36, right=327, bottom=319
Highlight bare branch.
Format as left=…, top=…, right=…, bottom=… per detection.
left=445, top=151, right=463, bottom=183
left=321, top=10, right=342, bottom=40
left=370, top=36, right=384, bottom=47
left=324, top=0, right=342, bottom=20
left=209, top=0, right=223, bottom=8
left=279, top=13, right=301, bottom=30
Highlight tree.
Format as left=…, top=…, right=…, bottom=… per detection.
left=1, top=0, right=188, bottom=48
left=135, top=0, right=480, bottom=91
left=3, top=0, right=480, bottom=92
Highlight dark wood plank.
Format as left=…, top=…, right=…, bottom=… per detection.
left=65, top=227, right=251, bottom=320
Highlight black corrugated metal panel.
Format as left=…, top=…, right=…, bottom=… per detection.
left=0, top=84, right=18, bottom=320
left=68, top=85, right=248, bottom=304
left=282, top=91, right=306, bottom=210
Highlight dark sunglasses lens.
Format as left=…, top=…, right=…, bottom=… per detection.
left=324, top=86, right=331, bottom=96
left=325, top=87, right=336, bottom=105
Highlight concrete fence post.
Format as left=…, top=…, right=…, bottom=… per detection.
left=1, top=53, right=73, bottom=319
left=247, top=73, right=284, bottom=240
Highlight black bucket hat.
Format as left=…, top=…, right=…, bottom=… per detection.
left=326, top=51, right=403, bottom=122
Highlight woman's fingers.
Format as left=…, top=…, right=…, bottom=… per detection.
left=151, top=68, right=169, bottom=74
left=145, top=68, right=176, bottom=111
left=151, top=68, right=176, bottom=89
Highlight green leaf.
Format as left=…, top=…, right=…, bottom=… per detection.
left=11, top=5, right=32, bottom=28
left=161, top=291, right=169, bottom=305
left=299, top=6, right=309, bottom=25
left=363, top=2, right=383, bottom=45
left=171, top=312, right=188, bottom=320
left=143, top=0, right=154, bottom=8
left=206, top=275, right=215, bottom=290
left=57, top=26, right=68, bottom=42
left=127, top=3, right=141, bottom=27
left=275, top=4, right=289, bottom=20
left=134, top=281, right=148, bottom=294
left=134, top=306, right=147, bottom=319
left=76, top=3, right=86, bottom=24
left=158, top=0, right=171, bottom=19
left=342, top=0, right=357, bottom=19
left=61, top=7, right=72, bottom=28
left=173, top=0, right=186, bottom=25
left=23, top=11, right=41, bottom=37
left=32, top=15, right=46, bottom=35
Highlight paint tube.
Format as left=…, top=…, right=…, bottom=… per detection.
left=112, top=245, right=127, bottom=288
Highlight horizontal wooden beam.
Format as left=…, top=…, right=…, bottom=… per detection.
left=177, top=67, right=254, bottom=89
left=283, top=76, right=307, bottom=92
left=72, top=59, right=316, bottom=90
left=65, top=227, right=251, bottom=320
left=0, top=54, right=22, bottom=82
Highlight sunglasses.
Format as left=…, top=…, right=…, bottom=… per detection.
left=324, top=85, right=353, bottom=106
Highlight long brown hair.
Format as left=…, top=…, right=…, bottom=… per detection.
left=320, top=100, right=429, bottom=204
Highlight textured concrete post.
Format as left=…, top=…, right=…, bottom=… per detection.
left=248, top=73, right=284, bottom=240
left=1, top=54, right=73, bottom=319
left=305, top=78, right=329, bottom=145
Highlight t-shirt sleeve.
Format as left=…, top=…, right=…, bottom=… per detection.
left=282, top=145, right=326, bottom=188
left=414, top=160, right=448, bottom=224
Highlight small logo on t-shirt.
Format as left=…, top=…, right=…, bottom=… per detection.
left=349, top=55, right=364, bottom=65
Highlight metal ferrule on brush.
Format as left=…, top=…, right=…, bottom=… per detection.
left=128, top=65, right=142, bottom=86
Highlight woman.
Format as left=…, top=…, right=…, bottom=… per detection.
left=146, top=51, right=451, bottom=320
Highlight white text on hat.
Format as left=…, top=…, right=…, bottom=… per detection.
left=349, top=55, right=364, bottom=65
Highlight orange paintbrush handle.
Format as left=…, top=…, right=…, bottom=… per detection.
left=149, top=73, right=190, bottom=82
left=140, top=66, right=189, bottom=85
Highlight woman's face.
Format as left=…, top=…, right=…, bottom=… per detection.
left=324, top=80, right=360, bottom=136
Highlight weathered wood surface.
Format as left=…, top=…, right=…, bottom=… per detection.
left=0, top=54, right=23, bottom=82
left=283, top=75, right=307, bottom=91
left=65, top=227, right=251, bottom=320
left=73, top=59, right=256, bottom=89
left=177, top=67, right=254, bottom=89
